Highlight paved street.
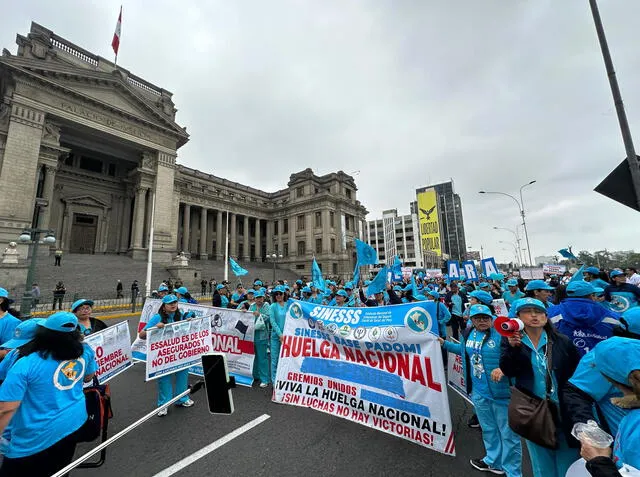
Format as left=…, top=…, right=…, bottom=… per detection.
left=72, top=317, right=532, bottom=477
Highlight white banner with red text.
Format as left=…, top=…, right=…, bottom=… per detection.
left=132, top=299, right=255, bottom=386
left=84, top=321, right=133, bottom=383
left=145, top=316, right=212, bottom=381
left=273, top=300, right=455, bottom=456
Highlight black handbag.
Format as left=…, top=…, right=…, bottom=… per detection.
left=507, top=337, right=558, bottom=449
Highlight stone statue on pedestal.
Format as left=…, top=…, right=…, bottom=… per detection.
left=172, top=251, right=189, bottom=267
left=2, top=242, right=19, bottom=264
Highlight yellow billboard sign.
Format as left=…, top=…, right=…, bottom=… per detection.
left=416, top=188, right=442, bottom=256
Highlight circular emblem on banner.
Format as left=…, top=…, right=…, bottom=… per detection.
left=316, top=320, right=325, bottom=331
left=212, top=314, right=223, bottom=328
left=384, top=327, right=398, bottom=342
left=404, top=307, right=433, bottom=334
left=353, top=327, right=367, bottom=340
left=339, top=324, right=351, bottom=337
left=369, top=327, right=381, bottom=341
left=289, top=303, right=303, bottom=319
left=486, top=339, right=496, bottom=349
left=53, top=358, right=85, bottom=391
left=327, top=323, right=338, bottom=335
left=307, top=318, right=316, bottom=329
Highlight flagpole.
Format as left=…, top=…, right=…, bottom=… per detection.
left=144, top=190, right=156, bottom=298
left=224, top=211, right=230, bottom=282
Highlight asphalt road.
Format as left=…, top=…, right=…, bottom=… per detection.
left=71, top=317, right=533, bottom=477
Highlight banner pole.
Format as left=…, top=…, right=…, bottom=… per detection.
left=51, top=382, right=204, bottom=477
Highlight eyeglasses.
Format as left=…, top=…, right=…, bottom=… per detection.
left=471, top=316, right=492, bottom=321
left=274, top=292, right=283, bottom=296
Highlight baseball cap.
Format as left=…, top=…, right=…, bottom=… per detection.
left=336, top=290, right=348, bottom=298
left=71, top=299, right=94, bottom=312
left=0, top=288, right=14, bottom=304
left=585, top=267, right=600, bottom=275
left=469, top=290, right=493, bottom=306
left=506, top=279, right=519, bottom=287
left=512, top=297, right=546, bottom=315
left=610, top=270, right=625, bottom=279
left=567, top=281, right=596, bottom=297
left=524, top=280, right=554, bottom=291
left=469, top=304, right=492, bottom=318
left=158, top=284, right=169, bottom=292
left=175, top=286, right=188, bottom=295
left=1, top=319, right=45, bottom=348
left=162, top=294, right=178, bottom=304
left=42, top=312, right=79, bottom=333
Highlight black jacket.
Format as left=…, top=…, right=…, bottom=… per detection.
left=585, top=457, right=622, bottom=477
left=499, top=330, right=581, bottom=447
left=358, top=288, right=402, bottom=307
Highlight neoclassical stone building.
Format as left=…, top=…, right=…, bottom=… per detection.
left=0, top=23, right=367, bottom=276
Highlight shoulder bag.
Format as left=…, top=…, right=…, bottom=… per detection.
left=507, top=337, right=558, bottom=449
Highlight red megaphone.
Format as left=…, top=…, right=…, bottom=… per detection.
left=494, top=316, right=525, bottom=337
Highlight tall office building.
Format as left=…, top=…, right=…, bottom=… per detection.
left=414, top=180, right=467, bottom=263
left=366, top=209, right=423, bottom=268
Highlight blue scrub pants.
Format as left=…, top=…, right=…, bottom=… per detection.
left=526, top=433, right=579, bottom=477
left=270, top=335, right=282, bottom=384
left=253, top=339, right=270, bottom=384
left=157, top=369, right=189, bottom=407
left=472, top=393, right=522, bottom=477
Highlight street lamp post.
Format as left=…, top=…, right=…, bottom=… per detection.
left=499, top=241, right=521, bottom=267
left=479, top=180, right=536, bottom=266
left=18, top=228, right=56, bottom=318
left=493, top=226, right=523, bottom=266
left=269, top=252, right=283, bottom=284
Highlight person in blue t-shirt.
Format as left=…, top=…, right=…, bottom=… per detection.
left=0, top=312, right=97, bottom=477
left=503, top=279, right=525, bottom=307
left=269, top=285, right=288, bottom=384
left=441, top=305, right=522, bottom=477
left=605, top=270, right=640, bottom=313
left=0, top=319, right=45, bottom=382
left=138, top=294, right=195, bottom=416
left=0, top=288, right=21, bottom=361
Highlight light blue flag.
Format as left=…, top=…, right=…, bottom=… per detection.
left=367, top=266, right=389, bottom=296
left=355, top=238, right=378, bottom=266
left=569, top=265, right=585, bottom=283
left=391, top=256, right=403, bottom=281
left=353, top=261, right=361, bottom=287
left=312, top=258, right=326, bottom=291
left=229, top=257, right=248, bottom=277
left=410, top=274, right=418, bottom=296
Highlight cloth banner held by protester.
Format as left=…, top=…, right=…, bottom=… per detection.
left=543, top=264, right=566, bottom=275
left=273, top=300, right=455, bottom=456
left=189, top=306, right=256, bottom=386
left=131, top=299, right=256, bottom=385
left=131, top=299, right=254, bottom=386
left=145, top=316, right=212, bottom=381
left=84, top=321, right=133, bottom=383
left=519, top=268, right=544, bottom=280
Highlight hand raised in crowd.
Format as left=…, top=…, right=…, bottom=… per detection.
left=490, top=368, right=504, bottom=382
left=507, top=332, right=522, bottom=347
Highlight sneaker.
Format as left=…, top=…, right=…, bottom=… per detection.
left=178, top=398, right=195, bottom=408
left=467, top=414, right=480, bottom=428
left=157, top=407, right=168, bottom=417
left=469, top=459, right=505, bottom=475
left=259, top=382, right=269, bottom=388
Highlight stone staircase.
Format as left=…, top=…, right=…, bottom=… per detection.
left=4, top=254, right=301, bottom=310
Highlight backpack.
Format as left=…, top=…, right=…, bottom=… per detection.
left=77, top=377, right=113, bottom=443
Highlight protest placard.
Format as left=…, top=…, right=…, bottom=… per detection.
left=445, top=339, right=472, bottom=405
left=492, top=299, right=508, bottom=317
left=543, top=264, right=566, bottom=275
left=84, top=321, right=133, bottom=383
left=131, top=300, right=255, bottom=385
left=145, top=316, right=211, bottom=381
left=273, top=300, right=455, bottom=456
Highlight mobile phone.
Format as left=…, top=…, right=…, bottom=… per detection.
left=201, top=353, right=234, bottom=415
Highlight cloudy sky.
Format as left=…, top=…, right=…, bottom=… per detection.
left=4, top=1, right=640, bottom=264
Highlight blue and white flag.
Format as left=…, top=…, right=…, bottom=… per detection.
left=353, top=261, right=361, bottom=287
left=391, top=256, right=403, bottom=282
left=229, top=257, right=248, bottom=277
left=312, top=258, right=326, bottom=291
left=367, top=266, right=389, bottom=296
left=355, top=238, right=378, bottom=266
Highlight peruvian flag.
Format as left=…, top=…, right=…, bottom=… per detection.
left=111, top=6, right=122, bottom=56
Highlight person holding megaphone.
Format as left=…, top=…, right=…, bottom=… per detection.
left=439, top=304, right=522, bottom=476
left=499, top=297, right=582, bottom=477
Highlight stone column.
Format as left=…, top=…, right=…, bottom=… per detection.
left=120, top=193, right=132, bottom=251
left=216, top=210, right=223, bottom=259
left=322, top=210, right=330, bottom=255
left=277, top=219, right=284, bottom=255
left=242, top=215, right=250, bottom=261
left=39, top=165, right=57, bottom=230
left=306, top=213, right=313, bottom=257
left=182, top=203, right=191, bottom=253
left=266, top=220, right=273, bottom=256
left=255, top=218, right=262, bottom=262
left=132, top=186, right=148, bottom=249
left=230, top=213, right=237, bottom=257
left=143, top=188, right=153, bottom=248
left=199, top=207, right=208, bottom=259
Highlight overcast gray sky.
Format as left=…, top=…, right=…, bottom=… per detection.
left=3, top=1, right=640, bottom=264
